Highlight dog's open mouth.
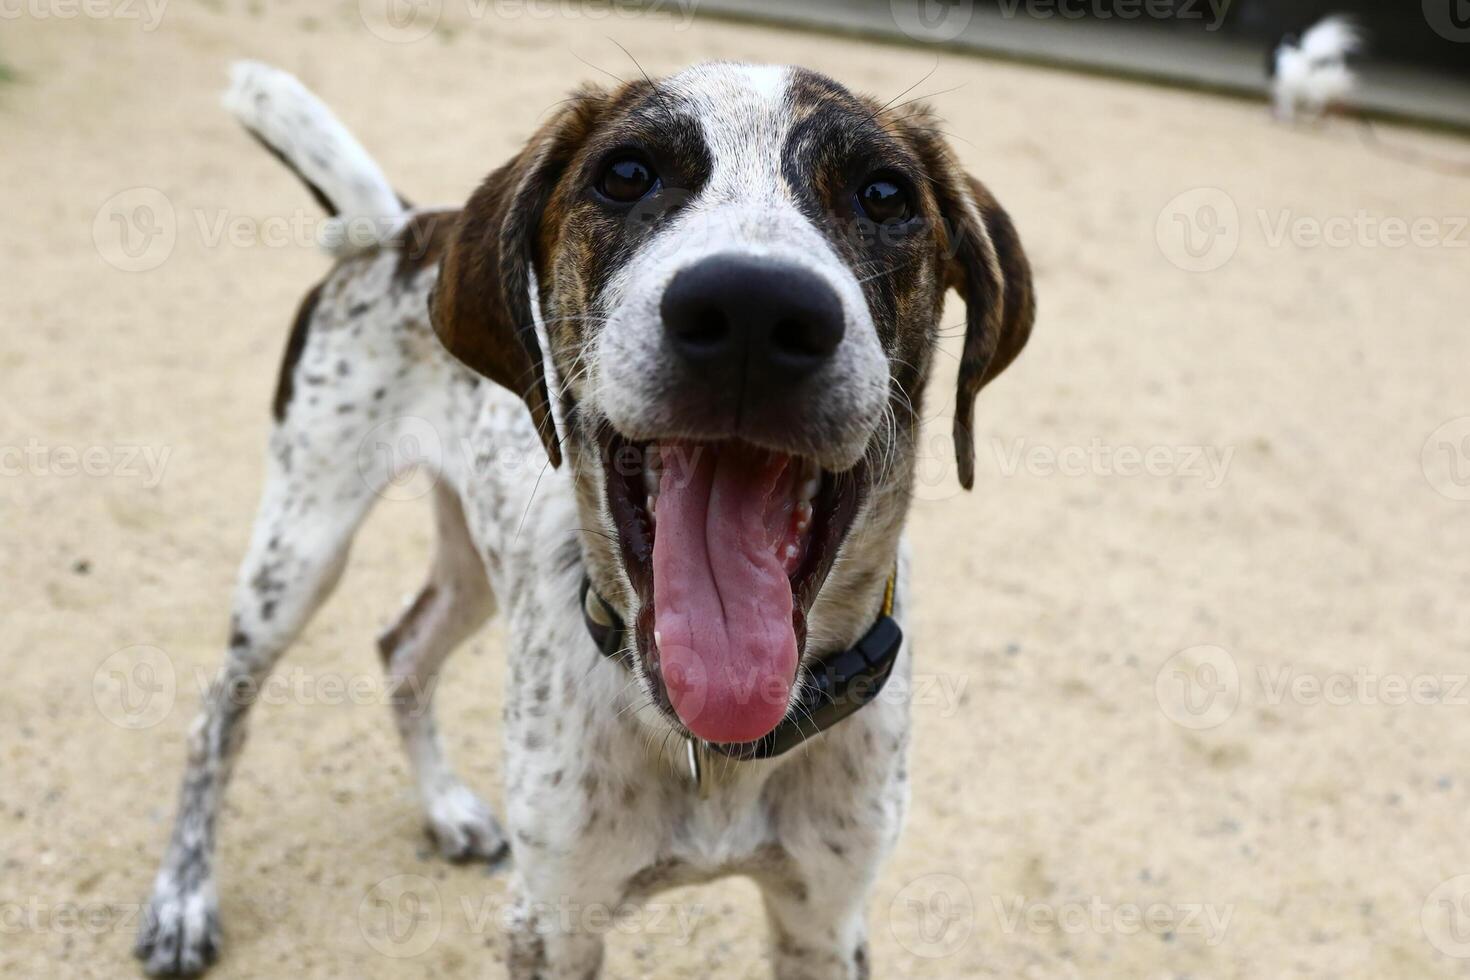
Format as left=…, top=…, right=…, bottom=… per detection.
left=602, top=431, right=861, bottom=745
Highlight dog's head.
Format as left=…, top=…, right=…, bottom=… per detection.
left=431, top=63, right=1033, bottom=746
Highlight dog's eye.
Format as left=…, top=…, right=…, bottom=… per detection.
left=598, top=156, right=658, bottom=203
left=856, top=174, right=912, bottom=224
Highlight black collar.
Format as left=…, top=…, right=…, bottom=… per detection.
left=580, top=572, right=903, bottom=765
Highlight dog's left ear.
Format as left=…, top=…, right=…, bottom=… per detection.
left=908, top=126, right=1036, bottom=490
left=430, top=87, right=608, bottom=467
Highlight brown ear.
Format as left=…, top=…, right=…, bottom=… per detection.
left=945, top=173, right=1035, bottom=490
left=906, top=120, right=1036, bottom=490
left=429, top=89, right=607, bottom=467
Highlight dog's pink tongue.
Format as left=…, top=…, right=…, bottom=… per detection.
left=653, top=444, right=797, bottom=744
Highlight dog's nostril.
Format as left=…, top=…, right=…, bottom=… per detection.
left=672, top=309, right=729, bottom=353
left=771, top=315, right=842, bottom=362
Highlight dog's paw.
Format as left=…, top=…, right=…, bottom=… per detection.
left=133, top=880, right=221, bottom=977
left=426, top=783, right=509, bottom=863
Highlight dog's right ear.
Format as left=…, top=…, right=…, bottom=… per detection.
left=430, top=88, right=608, bottom=467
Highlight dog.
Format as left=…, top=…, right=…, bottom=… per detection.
left=1267, top=15, right=1364, bottom=124
left=134, top=60, right=1033, bottom=978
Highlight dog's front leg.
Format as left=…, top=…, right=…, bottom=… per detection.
left=504, top=869, right=623, bottom=979
left=135, top=457, right=376, bottom=976
left=759, top=871, right=872, bottom=980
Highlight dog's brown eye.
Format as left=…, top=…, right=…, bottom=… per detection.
left=599, top=156, right=657, bottom=203
left=856, top=175, right=911, bottom=224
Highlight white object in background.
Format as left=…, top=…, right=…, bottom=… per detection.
left=1268, top=15, right=1365, bottom=123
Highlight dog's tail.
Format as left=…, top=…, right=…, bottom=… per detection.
left=222, top=60, right=405, bottom=256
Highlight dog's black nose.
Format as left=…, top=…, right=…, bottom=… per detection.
left=661, top=254, right=845, bottom=384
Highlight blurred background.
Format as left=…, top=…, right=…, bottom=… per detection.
left=2, top=1, right=1469, bottom=978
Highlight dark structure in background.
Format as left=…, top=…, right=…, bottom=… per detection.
left=1051, top=0, right=1469, bottom=76
left=679, top=0, right=1470, bottom=129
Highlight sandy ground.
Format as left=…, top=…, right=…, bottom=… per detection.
left=4, top=2, right=1470, bottom=978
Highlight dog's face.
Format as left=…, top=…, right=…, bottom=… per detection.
left=432, top=63, right=1033, bottom=746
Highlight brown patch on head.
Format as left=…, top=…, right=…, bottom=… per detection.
left=429, top=84, right=616, bottom=466
left=429, top=79, right=713, bottom=461
left=775, top=77, right=1035, bottom=488
left=778, top=76, right=949, bottom=411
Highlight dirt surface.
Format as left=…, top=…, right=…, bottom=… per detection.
left=4, top=3, right=1470, bottom=978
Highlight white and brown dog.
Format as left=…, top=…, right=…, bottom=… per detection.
left=135, top=60, right=1033, bottom=978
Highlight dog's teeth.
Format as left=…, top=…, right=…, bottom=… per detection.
left=793, top=458, right=821, bottom=503
left=653, top=630, right=662, bottom=649
left=783, top=543, right=799, bottom=562
left=794, top=501, right=812, bottom=533
left=647, top=495, right=657, bottom=522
